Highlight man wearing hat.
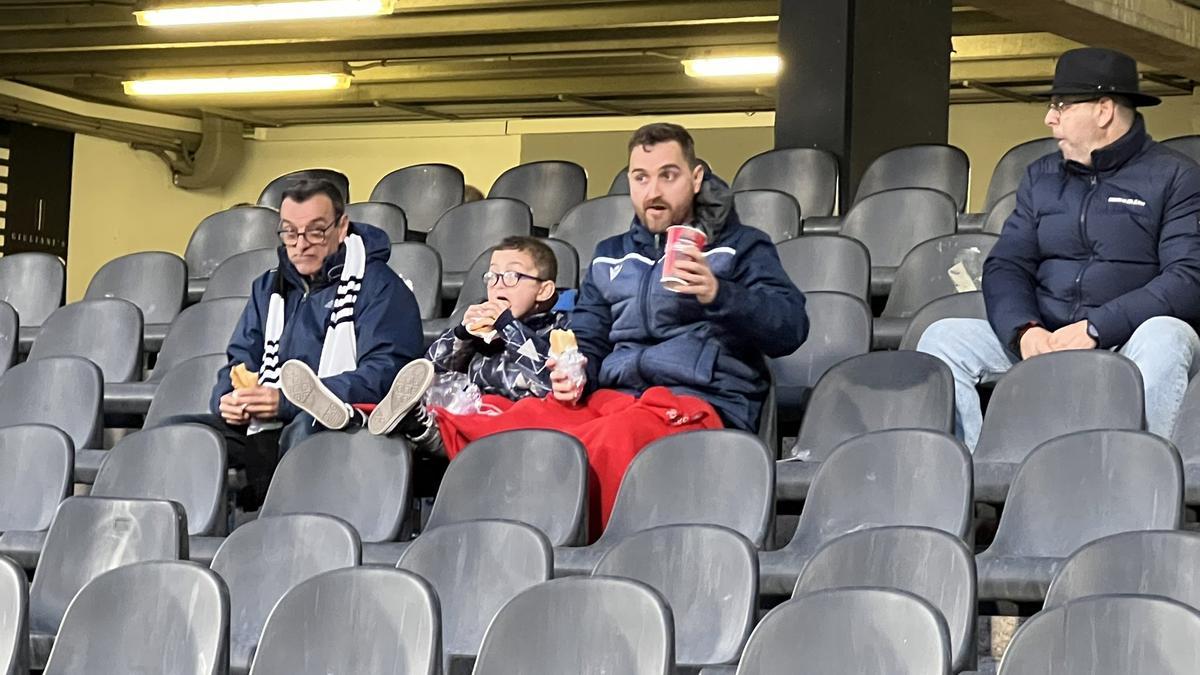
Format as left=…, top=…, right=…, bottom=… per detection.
left=919, top=47, right=1200, bottom=448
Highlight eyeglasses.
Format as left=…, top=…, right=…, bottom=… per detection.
left=483, top=270, right=547, bottom=288
left=1047, top=97, right=1099, bottom=113
left=277, top=220, right=339, bottom=246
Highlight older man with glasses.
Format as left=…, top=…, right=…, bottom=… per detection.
left=918, top=47, right=1200, bottom=449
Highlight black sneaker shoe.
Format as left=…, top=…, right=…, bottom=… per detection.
left=368, top=359, right=436, bottom=436
left=280, top=360, right=351, bottom=430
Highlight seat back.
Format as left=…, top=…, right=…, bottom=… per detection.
left=839, top=188, right=958, bottom=270
left=594, top=524, right=756, bottom=668
left=443, top=248, right=493, bottom=324
left=397, top=520, right=550, bottom=671
left=472, top=577, right=672, bottom=675
left=0, top=252, right=64, bottom=328
left=151, top=297, right=244, bottom=379
left=600, top=430, right=773, bottom=547
left=144, top=354, right=227, bottom=428
left=881, top=233, right=998, bottom=318
left=0, top=302, right=14, bottom=378
left=1170, top=376, right=1200, bottom=468
left=346, top=201, right=407, bottom=243
left=28, top=299, right=143, bottom=383
left=552, top=195, right=635, bottom=279
left=0, top=357, right=102, bottom=450
left=0, top=425, right=73, bottom=532
left=1045, top=530, right=1200, bottom=611
left=899, top=291, right=987, bottom=351
left=370, top=163, right=464, bottom=235
left=488, top=160, right=587, bottom=231
left=0, top=556, right=26, bottom=675
left=538, top=237, right=580, bottom=289
left=983, top=190, right=1017, bottom=235
left=998, top=595, right=1200, bottom=675
left=260, top=430, right=411, bottom=542
left=794, top=526, right=976, bottom=672
left=200, top=248, right=276, bottom=302
left=91, top=425, right=226, bottom=536
left=84, top=251, right=186, bottom=325
left=775, top=235, right=870, bottom=301
left=769, top=292, right=871, bottom=418
left=257, top=168, right=349, bottom=209
left=788, top=429, right=972, bottom=556
left=733, top=148, right=839, bottom=218
left=984, top=138, right=1058, bottom=211
left=427, top=199, right=533, bottom=274
left=975, top=351, right=1145, bottom=464
left=608, top=166, right=630, bottom=195
left=29, top=497, right=186, bottom=635
left=186, top=207, right=280, bottom=281
left=736, top=588, right=951, bottom=675
left=733, top=189, right=801, bottom=243
left=791, top=351, right=954, bottom=462
left=426, top=430, right=587, bottom=546
left=387, top=243, right=442, bottom=319
left=211, top=514, right=359, bottom=674
left=855, top=144, right=969, bottom=211
left=249, top=567, right=439, bottom=675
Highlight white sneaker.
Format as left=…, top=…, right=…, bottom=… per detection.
left=280, top=360, right=351, bottom=430
left=368, top=359, right=436, bottom=436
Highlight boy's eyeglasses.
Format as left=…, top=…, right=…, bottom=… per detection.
left=483, top=270, right=547, bottom=287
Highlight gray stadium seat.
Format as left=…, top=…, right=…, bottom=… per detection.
left=1169, top=376, right=1200, bottom=504
left=973, top=351, right=1145, bottom=503
left=538, top=237, right=580, bottom=289
left=387, top=242, right=442, bottom=319
left=186, top=206, right=280, bottom=302
left=774, top=235, right=870, bottom=302
left=397, top=520, right=550, bottom=674
left=737, top=588, right=951, bottom=675
left=0, top=356, right=103, bottom=455
left=555, top=430, right=772, bottom=576
left=211, top=514, right=359, bottom=675
left=0, top=555, right=26, bottom=675
left=42, top=560, right=227, bottom=675
left=84, top=251, right=186, bottom=348
left=0, top=252, right=64, bottom=350
left=793, top=526, right=976, bottom=673
left=427, top=198, right=533, bottom=302
left=144, top=354, right=227, bottom=428
left=984, top=138, right=1057, bottom=212
left=733, top=147, right=839, bottom=219
left=370, top=163, right=464, bottom=236
left=488, top=160, right=587, bottom=232
left=259, top=430, right=411, bottom=543
left=874, top=233, right=999, bottom=349
left=839, top=187, right=958, bottom=296
left=28, top=497, right=186, bottom=668
left=733, top=189, right=801, bottom=243
left=552, top=195, right=635, bottom=280
left=472, top=576, right=672, bottom=675
left=997, top=595, right=1200, bottom=675
left=976, top=429, right=1182, bottom=603
left=1163, top=134, right=1200, bottom=164
left=608, top=166, right=630, bottom=195
left=899, top=290, right=987, bottom=351
left=248, top=567, right=439, bottom=675
left=761, top=429, right=972, bottom=596
left=854, top=143, right=969, bottom=212
left=28, top=299, right=143, bottom=384
left=91, top=425, right=226, bottom=536
left=777, top=351, right=955, bottom=500
left=422, top=247, right=491, bottom=345
left=593, top=524, right=756, bottom=671
left=347, top=201, right=407, bottom=243
left=201, top=248, right=276, bottom=302
left=1044, top=530, right=1200, bottom=611
left=983, top=190, right=1017, bottom=235
left=0, top=303, right=13, bottom=378
left=257, top=168, right=349, bottom=209
left=0, top=425, right=72, bottom=535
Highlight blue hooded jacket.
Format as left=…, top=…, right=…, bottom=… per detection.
left=984, top=114, right=1200, bottom=356
left=209, top=222, right=424, bottom=421
left=571, top=172, right=808, bottom=431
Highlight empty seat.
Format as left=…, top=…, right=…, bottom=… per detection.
left=42, top=560, right=227, bottom=675
left=552, top=195, right=635, bottom=280
left=28, top=299, right=143, bottom=384
left=899, top=291, right=986, bottom=351
left=249, top=567, right=439, bottom=675
left=608, top=166, right=630, bottom=194
left=371, top=163, right=464, bottom=236
left=387, top=242, right=442, bottom=319
left=143, top=354, right=228, bottom=428
left=775, top=235, right=870, bottom=302
left=794, top=526, right=976, bottom=673
left=346, top=201, right=407, bottom=243
left=0, top=356, right=102, bottom=454
left=555, top=430, right=772, bottom=576
left=874, top=233, right=999, bottom=349
left=538, top=237, right=580, bottom=289
left=983, top=138, right=1058, bottom=212
left=0, top=252, right=64, bottom=349
left=593, top=524, right=756, bottom=671
left=28, top=497, right=186, bottom=668
left=83, top=251, right=186, bottom=346
left=0, top=425, right=72, bottom=536
left=488, top=160, right=587, bottom=231
left=472, top=576, right=672, bottom=675
left=977, top=429, right=1182, bottom=603
left=733, top=189, right=801, bottom=243
left=200, top=248, right=275, bottom=302
left=1044, top=530, right=1200, bottom=611
left=421, top=248, right=491, bottom=345
left=0, top=303, right=13, bottom=378
left=0, top=555, right=26, bottom=675
left=257, top=168, right=349, bottom=209
left=855, top=143, right=969, bottom=212
left=186, top=206, right=280, bottom=301
left=761, top=429, right=972, bottom=596
left=211, top=514, right=359, bottom=675
left=983, top=190, right=1017, bottom=235
left=839, top=187, right=958, bottom=296
left=998, top=595, right=1200, bottom=675
left=397, top=520, right=550, bottom=673
left=737, top=588, right=951, bottom=675
left=733, top=147, right=839, bottom=219
left=973, top=351, right=1145, bottom=502
left=777, top=351, right=955, bottom=500
left=1169, top=376, right=1200, bottom=504
left=427, top=198, right=533, bottom=301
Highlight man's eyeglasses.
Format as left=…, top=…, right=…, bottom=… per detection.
left=483, top=270, right=547, bottom=288
left=1047, top=97, right=1099, bottom=113
left=277, top=220, right=339, bottom=246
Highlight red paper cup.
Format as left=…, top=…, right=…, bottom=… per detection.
left=660, top=225, right=708, bottom=291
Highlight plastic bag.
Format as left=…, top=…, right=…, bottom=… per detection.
left=423, top=372, right=483, bottom=415
left=553, top=349, right=588, bottom=400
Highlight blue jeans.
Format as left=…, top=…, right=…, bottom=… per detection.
left=917, top=316, right=1200, bottom=449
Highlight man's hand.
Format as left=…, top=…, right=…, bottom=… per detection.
left=226, top=386, right=280, bottom=421
left=1048, top=320, right=1098, bottom=352
left=1019, top=326, right=1054, bottom=360
left=462, top=299, right=511, bottom=332
left=670, top=245, right=719, bottom=304
left=219, top=391, right=252, bottom=425
left=547, top=356, right=587, bottom=404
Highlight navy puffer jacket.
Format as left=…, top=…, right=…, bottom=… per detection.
left=984, top=114, right=1200, bottom=355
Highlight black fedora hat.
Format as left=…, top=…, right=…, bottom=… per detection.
left=1043, top=47, right=1160, bottom=107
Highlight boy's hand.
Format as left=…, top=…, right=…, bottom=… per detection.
left=547, top=356, right=587, bottom=404
left=463, top=300, right=511, bottom=332
left=669, top=245, right=719, bottom=304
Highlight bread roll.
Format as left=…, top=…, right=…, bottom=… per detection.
left=550, top=329, right=578, bottom=357
left=230, top=363, right=258, bottom=390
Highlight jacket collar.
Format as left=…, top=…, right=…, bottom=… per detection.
left=1064, top=113, right=1149, bottom=175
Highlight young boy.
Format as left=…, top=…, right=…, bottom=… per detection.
left=277, top=235, right=570, bottom=453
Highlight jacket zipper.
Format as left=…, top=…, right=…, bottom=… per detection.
left=1070, top=174, right=1099, bottom=321
left=635, top=233, right=663, bottom=381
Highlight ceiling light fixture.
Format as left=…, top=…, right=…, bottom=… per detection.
left=134, top=0, right=394, bottom=26
left=123, top=73, right=352, bottom=96
left=682, top=55, right=782, bottom=79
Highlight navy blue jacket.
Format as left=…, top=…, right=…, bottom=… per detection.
left=571, top=173, right=808, bottom=431
left=210, top=222, right=424, bottom=421
left=984, top=115, right=1200, bottom=355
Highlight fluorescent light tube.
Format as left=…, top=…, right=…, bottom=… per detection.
left=135, top=0, right=393, bottom=26
left=682, top=56, right=782, bottom=78
left=123, top=73, right=352, bottom=96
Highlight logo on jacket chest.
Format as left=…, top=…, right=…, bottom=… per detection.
left=609, top=264, right=623, bottom=281
left=1107, top=196, right=1146, bottom=207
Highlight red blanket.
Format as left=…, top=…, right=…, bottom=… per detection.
left=431, top=387, right=723, bottom=540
